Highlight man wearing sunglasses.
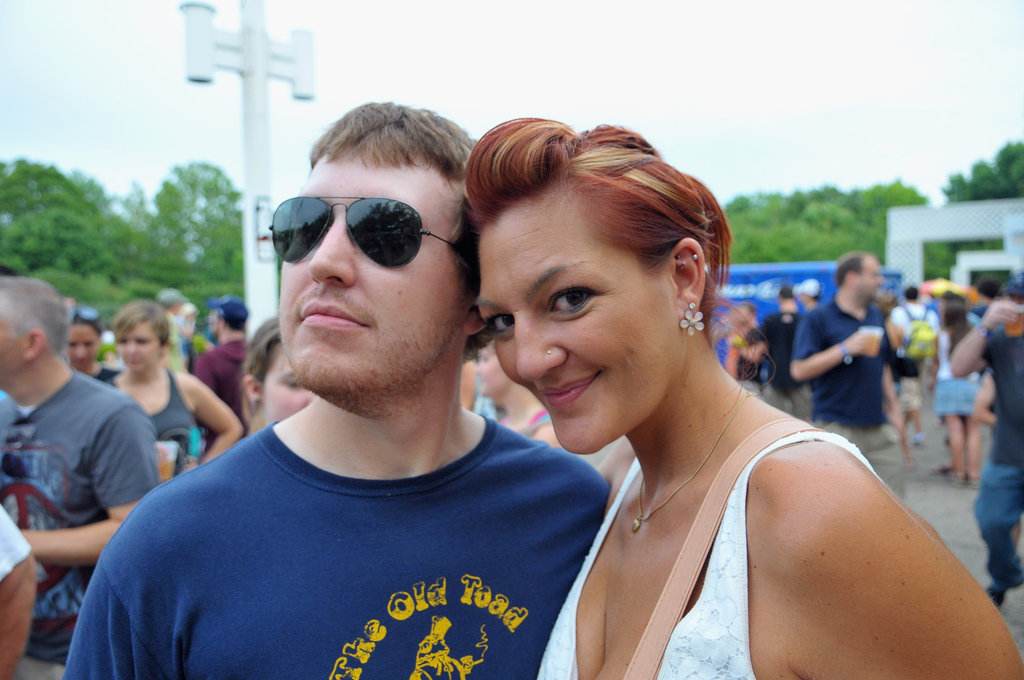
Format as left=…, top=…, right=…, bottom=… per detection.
left=0, top=277, right=161, bottom=679
left=67, top=103, right=607, bottom=679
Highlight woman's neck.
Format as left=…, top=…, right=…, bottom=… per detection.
left=121, top=363, right=164, bottom=385
left=626, top=360, right=748, bottom=493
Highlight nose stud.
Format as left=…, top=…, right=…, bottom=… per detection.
left=546, top=349, right=552, bottom=356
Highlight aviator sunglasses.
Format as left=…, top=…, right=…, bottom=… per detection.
left=271, top=196, right=458, bottom=268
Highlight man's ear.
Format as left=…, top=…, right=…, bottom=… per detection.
left=668, top=237, right=707, bottom=318
left=463, top=305, right=485, bottom=337
left=23, top=328, right=50, bottom=363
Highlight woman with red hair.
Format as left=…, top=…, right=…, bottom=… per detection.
left=465, top=118, right=1021, bottom=679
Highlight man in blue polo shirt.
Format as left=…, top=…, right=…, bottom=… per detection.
left=791, top=251, right=906, bottom=496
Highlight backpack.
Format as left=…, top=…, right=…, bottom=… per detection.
left=905, top=307, right=936, bottom=360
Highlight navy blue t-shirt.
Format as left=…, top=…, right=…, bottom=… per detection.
left=792, top=300, right=892, bottom=425
left=65, top=420, right=607, bottom=679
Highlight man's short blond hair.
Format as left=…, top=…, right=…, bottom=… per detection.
left=310, top=102, right=473, bottom=184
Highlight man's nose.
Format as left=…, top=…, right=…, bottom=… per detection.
left=306, top=209, right=360, bottom=284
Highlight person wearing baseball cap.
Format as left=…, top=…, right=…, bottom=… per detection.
left=795, top=278, right=822, bottom=312
left=193, top=296, right=250, bottom=429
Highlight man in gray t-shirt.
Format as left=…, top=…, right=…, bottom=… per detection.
left=951, top=270, right=1024, bottom=607
left=0, top=277, right=160, bottom=671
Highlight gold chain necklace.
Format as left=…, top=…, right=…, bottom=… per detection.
left=632, top=391, right=752, bottom=533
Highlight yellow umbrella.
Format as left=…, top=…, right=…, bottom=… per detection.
left=919, top=278, right=969, bottom=299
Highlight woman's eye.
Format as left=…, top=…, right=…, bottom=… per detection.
left=485, top=314, right=514, bottom=333
left=552, top=288, right=592, bottom=313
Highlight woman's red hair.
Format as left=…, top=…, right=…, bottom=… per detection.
left=465, top=118, right=732, bottom=328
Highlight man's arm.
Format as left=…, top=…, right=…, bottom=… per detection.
left=791, top=329, right=875, bottom=383
left=950, top=299, right=1018, bottom=377
left=21, top=500, right=138, bottom=566
left=0, top=552, right=35, bottom=680
left=950, top=327, right=989, bottom=377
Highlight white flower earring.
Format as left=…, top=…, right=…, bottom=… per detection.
left=680, top=302, right=704, bottom=335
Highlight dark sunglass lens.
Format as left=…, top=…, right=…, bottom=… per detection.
left=346, top=199, right=422, bottom=267
left=272, top=198, right=332, bottom=262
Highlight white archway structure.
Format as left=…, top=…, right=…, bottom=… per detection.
left=951, top=250, right=1024, bottom=286
left=886, top=198, right=1024, bottom=286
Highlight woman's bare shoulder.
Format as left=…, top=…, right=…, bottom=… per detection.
left=172, top=371, right=218, bottom=411
left=743, top=440, right=1023, bottom=679
left=745, top=440, right=906, bottom=565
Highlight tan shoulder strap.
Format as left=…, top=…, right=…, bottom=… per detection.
left=623, top=417, right=812, bottom=678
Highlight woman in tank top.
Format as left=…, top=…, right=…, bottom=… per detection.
left=112, top=301, right=243, bottom=479
left=464, top=118, right=1022, bottom=679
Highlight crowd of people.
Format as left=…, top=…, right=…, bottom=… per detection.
left=0, top=281, right=314, bottom=678
left=728, top=272, right=1013, bottom=495
left=699, top=257, right=1024, bottom=617
left=1, top=102, right=1023, bottom=679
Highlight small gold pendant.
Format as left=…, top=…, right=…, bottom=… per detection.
left=631, top=517, right=642, bottom=532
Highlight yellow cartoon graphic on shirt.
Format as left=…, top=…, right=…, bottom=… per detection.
left=328, top=574, right=525, bottom=679
left=409, top=616, right=487, bottom=679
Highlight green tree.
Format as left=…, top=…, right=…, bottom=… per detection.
left=3, top=209, right=117, bottom=276
left=726, top=181, right=926, bottom=265
left=0, top=158, right=246, bottom=311
left=146, top=162, right=244, bottom=294
left=926, top=140, right=1024, bottom=280
left=944, top=141, right=1024, bottom=202
left=0, top=159, right=101, bottom=226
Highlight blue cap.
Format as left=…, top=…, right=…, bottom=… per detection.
left=206, top=295, right=248, bottom=328
left=1005, top=270, right=1024, bottom=296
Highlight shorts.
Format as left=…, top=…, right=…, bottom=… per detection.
left=897, top=376, right=923, bottom=412
left=934, top=377, right=979, bottom=416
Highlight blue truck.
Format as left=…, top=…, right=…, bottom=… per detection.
left=722, top=261, right=902, bottom=320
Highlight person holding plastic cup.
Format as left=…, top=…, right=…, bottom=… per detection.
left=792, top=252, right=907, bottom=497
left=951, top=270, right=1024, bottom=607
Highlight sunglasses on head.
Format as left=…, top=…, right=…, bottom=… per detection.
left=72, top=306, right=100, bottom=323
left=270, top=196, right=458, bottom=268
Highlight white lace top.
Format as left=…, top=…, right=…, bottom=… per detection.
left=537, top=431, right=870, bottom=680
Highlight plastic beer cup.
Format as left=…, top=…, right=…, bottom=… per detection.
left=155, top=441, right=177, bottom=482
left=859, top=325, right=884, bottom=357
left=1006, top=305, right=1024, bottom=338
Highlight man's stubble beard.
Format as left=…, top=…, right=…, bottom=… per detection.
left=290, top=318, right=462, bottom=420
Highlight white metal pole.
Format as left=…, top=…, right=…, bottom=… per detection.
left=239, top=0, right=278, bottom=332
left=180, top=0, right=314, bottom=335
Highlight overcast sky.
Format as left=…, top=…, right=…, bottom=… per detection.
left=2, top=0, right=1022, bottom=210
